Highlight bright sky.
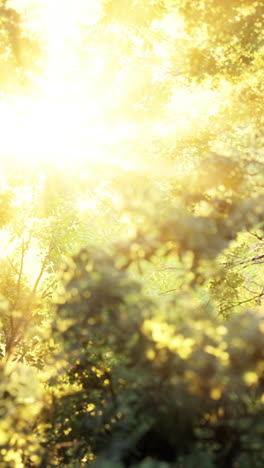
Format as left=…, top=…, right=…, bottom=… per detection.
left=0, top=0, right=218, bottom=169
left=3, top=0, right=111, bottom=164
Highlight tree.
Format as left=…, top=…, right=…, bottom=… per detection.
left=0, top=0, right=263, bottom=467
left=0, top=0, right=42, bottom=91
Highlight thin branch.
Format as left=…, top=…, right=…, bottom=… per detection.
left=5, top=246, right=53, bottom=359
left=159, top=287, right=179, bottom=295
left=256, top=286, right=264, bottom=305
left=219, top=294, right=261, bottom=315
left=14, top=239, right=25, bottom=308
left=29, top=246, right=54, bottom=304
left=158, top=266, right=187, bottom=271
left=30, top=258, right=47, bottom=301
left=225, top=253, right=264, bottom=270
left=251, top=254, right=264, bottom=261
left=41, top=287, right=53, bottom=299
left=6, top=256, right=19, bottom=274
left=6, top=239, right=26, bottom=355
left=241, top=260, right=264, bottom=269
left=5, top=238, right=27, bottom=357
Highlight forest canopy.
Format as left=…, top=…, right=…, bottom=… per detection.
left=0, top=0, right=264, bottom=467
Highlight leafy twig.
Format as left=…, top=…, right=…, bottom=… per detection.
left=219, top=294, right=261, bottom=315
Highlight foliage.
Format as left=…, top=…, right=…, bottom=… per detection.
left=0, top=0, right=42, bottom=91
left=0, top=0, right=264, bottom=467
left=0, top=361, right=43, bottom=468
left=41, top=243, right=264, bottom=467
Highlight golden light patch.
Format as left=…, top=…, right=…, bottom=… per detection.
left=210, top=388, right=222, bottom=400
left=146, top=349, right=156, bottom=360
left=259, top=320, right=264, bottom=333
left=143, top=320, right=194, bottom=359
left=244, top=372, right=258, bottom=385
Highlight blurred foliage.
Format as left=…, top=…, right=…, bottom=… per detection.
left=0, top=361, right=43, bottom=468
left=0, top=0, right=42, bottom=91
left=45, top=246, right=264, bottom=468
left=178, top=0, right=264, bottom=80
left=0, top=189, right=13, bottom=227
left=0, top=0, right=264, bottom=467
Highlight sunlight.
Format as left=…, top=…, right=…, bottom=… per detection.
left=143, top=319, right=194, bottom=360
left=0, top=227, right=46, bottom=288
left=23, top=241, right=46, bottom=287
left=0, top=0, right=217, bottom=171
left=0, top=93, right=139, bottom=165
left=1, top=0, right=113, bottom=165
left=0, top=229, right=14, bottom=260
left=0, top=0, right=263, bottom=464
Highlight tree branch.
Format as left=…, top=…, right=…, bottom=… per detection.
left=219, top=294, right=261, bottom=315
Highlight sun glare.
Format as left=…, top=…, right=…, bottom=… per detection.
left=1, top=1, right=112, bottom=165
left=1, top=0, right=217, bottom=171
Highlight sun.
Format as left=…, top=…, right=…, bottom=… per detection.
left=2, top=1, right=149, bottom=169
left=0, top=0, right=220, bottom=173
left=0, top=91, right=139, bottom=167
left=0, top=0, right=113, bottom=166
